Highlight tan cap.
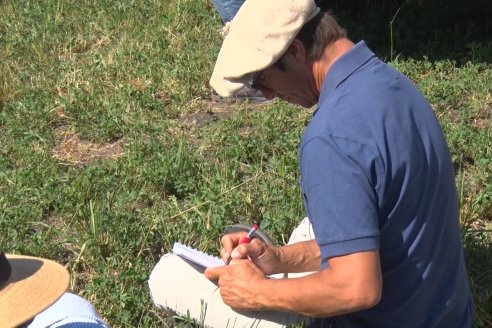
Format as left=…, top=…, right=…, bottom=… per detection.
left=0, top=252, right=69, bottom=327
left=210, top=0, right=320, bottom=97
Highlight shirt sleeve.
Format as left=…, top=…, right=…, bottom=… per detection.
left=300, top=135, right=381, bottom=266
left=28, top=293, right=111, bottom=328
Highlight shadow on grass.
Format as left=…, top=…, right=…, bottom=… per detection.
left=322, top=0, right=491, bottom=64
left=464, top=232, right=492, bottom=327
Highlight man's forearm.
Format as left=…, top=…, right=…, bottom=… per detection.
left=274, top=240, right=321, bottom=274
left=255, top=250, right=382, bottom=317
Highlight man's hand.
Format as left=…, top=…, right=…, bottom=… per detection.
left=204, top=258, right=268, bottom=310
left=205, top=250, right=382, bottom=316
left=220, top=233, right=281, bottom=275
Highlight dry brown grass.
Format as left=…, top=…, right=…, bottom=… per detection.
left=52, top=127, right=125, bottom=165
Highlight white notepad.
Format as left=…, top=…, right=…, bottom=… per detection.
left=172, top=242, right=225, bottom=268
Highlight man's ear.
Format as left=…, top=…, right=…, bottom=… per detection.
left=288, top=38, right=308, bottom=63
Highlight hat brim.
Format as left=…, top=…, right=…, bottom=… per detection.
left=0, top=255, right=69, bottom=327
left=209, top=0, right=320, bottom=97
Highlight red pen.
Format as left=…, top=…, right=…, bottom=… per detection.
left=226, top=223, right=260, bottom=265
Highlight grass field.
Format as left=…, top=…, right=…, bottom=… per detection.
left=0, top=0, right=490, bottom=327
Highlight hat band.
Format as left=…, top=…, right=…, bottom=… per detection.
left=0, top=252, right=12, bottom=290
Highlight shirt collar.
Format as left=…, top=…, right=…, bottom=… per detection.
left=317, top=41, right=376, bottom=108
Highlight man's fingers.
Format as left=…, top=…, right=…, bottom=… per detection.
left=220, top=233, right=268, bottom=263
left=220, top=233, right=245, bottom=261
left=204, top=266, right=226, bottom=280
left=231, top=239, right=266, bottom=260
left=220, top=247, right=231, bottom=262
left=250, top=238, right=268, bottom=257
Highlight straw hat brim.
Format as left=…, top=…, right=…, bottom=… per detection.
left=0, top=254, right=69, bottom=327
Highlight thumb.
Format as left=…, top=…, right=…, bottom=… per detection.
left=204, top=266, right=225, bottom=280
left=231, top=239, right=266, bottom=260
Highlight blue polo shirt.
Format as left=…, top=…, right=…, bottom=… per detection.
left=300, top=41, right=473, bottom=327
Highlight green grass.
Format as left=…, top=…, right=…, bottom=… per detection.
left=1, top=0, right=491, bottom=327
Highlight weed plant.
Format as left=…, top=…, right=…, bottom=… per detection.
left=0, top=0, right=490, bottom=327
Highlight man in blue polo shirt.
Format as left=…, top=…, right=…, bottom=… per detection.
left=296, top=38, right=473, bottom=327
left=150, top=0, right=473, bottom=326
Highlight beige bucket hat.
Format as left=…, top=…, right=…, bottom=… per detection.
left=0, top=251, right=69, bottom=327
left=210, top=0, right=320, bottom=97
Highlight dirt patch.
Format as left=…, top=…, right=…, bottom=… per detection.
left=178, top=97, right=274, bottom=128
left=471, top=101, right=491, bottom=129
left=178, top=102, right=237, bottom=128
left=471, top=117, right=491, bottom=129
left=52, top=127, right=125, bottom=165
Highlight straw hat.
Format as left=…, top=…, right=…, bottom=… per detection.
left=210, top=0, right=320, bottom=97
left=0, top=251, right=69, bottom=327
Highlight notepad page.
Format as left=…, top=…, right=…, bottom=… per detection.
left=172, top=242, right=225, bottom=268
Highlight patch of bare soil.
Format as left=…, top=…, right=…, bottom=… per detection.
left=178, top=97, right=273, bottom=128
left=471, top=102, right=491, bottom=129
left=178, top=101, right=237, bottom=128
left=52, top=127, right=125, bottom=165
